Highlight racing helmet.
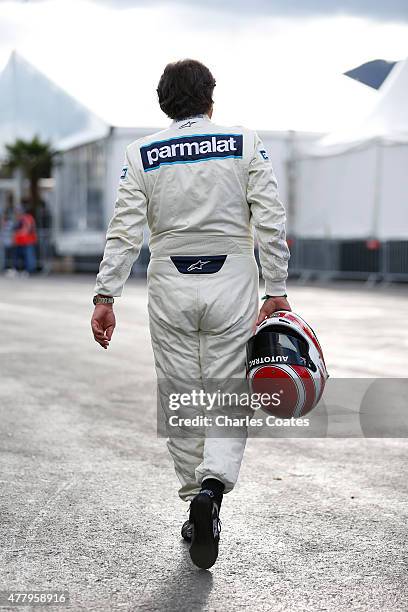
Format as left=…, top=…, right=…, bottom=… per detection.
left=246, top=311, right=329, bottom=417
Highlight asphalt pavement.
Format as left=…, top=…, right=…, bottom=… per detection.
left=1, top=275, right=407, bottom=611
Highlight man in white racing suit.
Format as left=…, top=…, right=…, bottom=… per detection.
left=91, top=59, right=291, bottom=569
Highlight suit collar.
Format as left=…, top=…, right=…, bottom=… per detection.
left=171, top=114, right=211, bottom=128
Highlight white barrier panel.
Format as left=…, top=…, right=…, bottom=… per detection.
left=294, top=145, right=378, bottom=238
left=378, top=144, right=408, bottom=239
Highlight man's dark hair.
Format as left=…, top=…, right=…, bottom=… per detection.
left=157, top=59, right=216, bottom=121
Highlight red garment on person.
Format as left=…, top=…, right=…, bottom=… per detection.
left=14, top=213, right=38, bottom=246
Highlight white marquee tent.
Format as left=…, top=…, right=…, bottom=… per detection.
left=0, top=51, right=109, bottom=157
left=293, top=58, right=408, bottom=241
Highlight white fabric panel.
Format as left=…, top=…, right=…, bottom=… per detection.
left=309, top=58, right=408, bottom=151
left=0, top=52, right=109, bottom=155
left=294, top=147, right=378, bottom=238
left=259, top=135, right=289, bottom=204
left=260, top=132, right=323, bottom=210
left=378, top=144, right=408, bottom=239
left=294, top=158, right=328, bottom=237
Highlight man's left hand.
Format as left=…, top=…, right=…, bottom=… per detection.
left=91, top=304, right=116, bottom=349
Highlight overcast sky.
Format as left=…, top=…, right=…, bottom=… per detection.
left=1, top=0, right=408, bottom=131
left=6, top=0, right=408, bottom=21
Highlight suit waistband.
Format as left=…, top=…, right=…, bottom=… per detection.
left=149, top=233, right=254, bottom=257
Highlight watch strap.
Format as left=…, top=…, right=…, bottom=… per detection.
left=93, top=295, right=114, bottom=305
left=262, top=294, right=288, bottom=300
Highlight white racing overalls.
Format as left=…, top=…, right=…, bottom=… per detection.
left=95, top=113, right=289, bottom=500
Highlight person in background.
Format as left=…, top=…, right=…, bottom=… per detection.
left=13, top=200, right=38, bottom=275
left=35, top=200, right=53, bottom=274
left=1, top=199, right=17, bottom=275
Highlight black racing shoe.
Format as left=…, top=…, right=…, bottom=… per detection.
left=181, top=519, right=193, bottom=543
left=188, top=490, right=221, bottom=569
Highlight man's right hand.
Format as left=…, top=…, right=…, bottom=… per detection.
left=91, top=304, right=116, bottom=349
left=256, top=296, right=292, bottom=326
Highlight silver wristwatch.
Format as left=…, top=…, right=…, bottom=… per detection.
left=93, top=295, right=114, bottom=305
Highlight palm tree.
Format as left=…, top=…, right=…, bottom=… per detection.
left=4, top=136, right=54, bottom=211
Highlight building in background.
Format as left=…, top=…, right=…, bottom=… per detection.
left=293, top=57, right=408, bottom=281
left=0, top=51, right=109, bottom=156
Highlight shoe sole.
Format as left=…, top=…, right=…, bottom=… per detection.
left=181, top=521, right=192, bottom=543
left=189, top=494, right=219, bottom=569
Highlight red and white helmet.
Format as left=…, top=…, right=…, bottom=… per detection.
left=246, top=311, right=329, bottom=417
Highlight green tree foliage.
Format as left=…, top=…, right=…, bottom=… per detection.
left=5, top=136, right=55, bottom=210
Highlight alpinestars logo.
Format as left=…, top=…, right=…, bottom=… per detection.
left=187, top=259, right=210, bottom=271
left=179, top=120, right=197, bottom=128
left=140, top=134, right=243, bottom=172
